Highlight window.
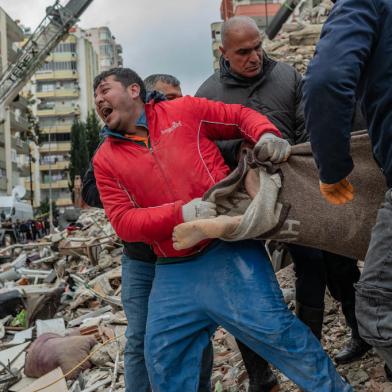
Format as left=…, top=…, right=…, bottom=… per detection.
left=99, top=30, right=111, bottom=40
left=53, top=43, right=77, bottom=53
left=37, top=83, right=55, bottom=92
left=37, top=102, right=55, bottom=110
left=40, top=133, right=71, bottom=143
left=41, top=154, right=67, bottom=164
left=100, top=44, right=113, bottom=57
left=38, top=61, right=77, bottom=72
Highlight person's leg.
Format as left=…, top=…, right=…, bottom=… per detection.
left=356, top=189, right=392, bottom=370
left=203, top=241, right=351, bottom=392
left=121, top=254, right=214, bottom=392
left=145, top=259, right=217, bottom=392
left=288, top=244, right=326, bottom=339
left=121, top=256, right=155, bottom=392
left=323, top=251, right=371, bottom=363
left=235, top=339, right=278, bottom=392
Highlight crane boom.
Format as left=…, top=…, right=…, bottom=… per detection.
left=0, top=0, right=93, bottom=108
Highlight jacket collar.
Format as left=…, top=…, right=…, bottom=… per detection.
left=100, top=91, right=167, bottom=141
left=219, top=51, right=277, bottom=87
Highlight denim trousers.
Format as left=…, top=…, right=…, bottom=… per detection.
left=356, top=188, right=392, bottom=368
left=145, top=240, right=352, bottom=392
left=121, top=255, right=212, bottom=392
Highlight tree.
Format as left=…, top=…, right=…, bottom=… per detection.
left=69, top=118, right=89, bottom=191
left=86, top=110, right=101, bottom=160
left=36, top=197, right=59, bottom=219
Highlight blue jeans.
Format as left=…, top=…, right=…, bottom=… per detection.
left=121, top=255, right=213, bottom=392
left=356, top=188, right=392, bottom=368
left=145, top=240, right=352, bottom=392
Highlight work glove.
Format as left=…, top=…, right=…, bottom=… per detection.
left=255, top=133, right=291, bottom=163
left=319, top=178, right=354, bottom=205
left=182, top=198, right=217, bottom=222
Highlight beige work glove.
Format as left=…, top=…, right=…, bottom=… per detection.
left=255, top=133, right=291, bottom=163
left=182, top=198, right=217, bottom=222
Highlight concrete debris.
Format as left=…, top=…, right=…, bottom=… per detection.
left=0, top=209, right=125, bottom=391
left=0, top=202, right=387, bottom=390
left=264, top=1, right=334, bottom=75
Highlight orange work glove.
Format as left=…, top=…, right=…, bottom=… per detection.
left=319, top=178, right=354, bottom=205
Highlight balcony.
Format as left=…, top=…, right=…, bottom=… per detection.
left=40, top=161, right=69, bottom=171
left=45, top=52, right=78, bottom=62
left=56, top=197, right=72, bottom=207
left=10, top=111, right=30, bottom=132
left=40, top=179, right=69, bottom=190
left=13, top=138, right=30, bottom=155
left=36, top=89, right=80, bottom=99
left=37, top=106, right=80, bottom=117
left=12, top=94, right=29, bottom=110
left=35, top=70, right=79, bottom=81
left=40, top=124, right=72, bottom=133
left=0, top=178, right=7, bottom=192
left=40, top=142, right=71, bottom=153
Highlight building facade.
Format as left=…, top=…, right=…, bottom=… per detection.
left=29, top=27, right=98, bottom=210
left=85, top=27, right=123, bottom=72
left=0, top=8, right=32, bottom=199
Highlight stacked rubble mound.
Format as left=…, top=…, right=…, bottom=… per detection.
left=264, top=0, right=333, bottom=74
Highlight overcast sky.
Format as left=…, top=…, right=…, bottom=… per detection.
left=0, top=0, right=222, bottom=95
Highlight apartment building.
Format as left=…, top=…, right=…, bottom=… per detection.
left=85, top=27, right=123, bottom=72
left=29, top=27, right=98, bottom=210
left=0, top=8, right=32, bottom=199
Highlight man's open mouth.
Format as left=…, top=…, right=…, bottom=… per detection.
left=102, top=107, right=113, bottom=120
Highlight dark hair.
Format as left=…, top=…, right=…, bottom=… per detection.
left=93, top=67, right=147, bottom=102
left=143, top=74, right=181, bottom=92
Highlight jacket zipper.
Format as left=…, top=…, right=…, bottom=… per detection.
left=148, top=139, right=177, bottom=200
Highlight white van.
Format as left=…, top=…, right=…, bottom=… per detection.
left=0, top=186, right=33, bottom=223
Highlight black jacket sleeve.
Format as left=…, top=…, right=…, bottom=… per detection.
left=215, top=139, right=243, bottom=171
left=82, top=162, right=103, bottom=209
left=293, top=74, right=309, bottom=144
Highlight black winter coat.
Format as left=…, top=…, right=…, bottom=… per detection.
left=196, top=54, right=308, bottom=146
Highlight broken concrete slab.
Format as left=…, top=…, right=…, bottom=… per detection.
left=68, top=306, right=112, bottom=328
left=36, top=319, right=66, bottom=337
left=0, top=342, right=30, bottom=367
left=19, top=367, right=68, bottom=392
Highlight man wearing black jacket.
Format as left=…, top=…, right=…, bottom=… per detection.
left=196, top=16, right=369, bottom=388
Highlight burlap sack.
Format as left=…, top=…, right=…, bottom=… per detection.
left=204, top=131, right=386, bottom=260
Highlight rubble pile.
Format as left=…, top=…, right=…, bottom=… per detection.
left=264, top=0, right=334, bottom=74
left=0, top=209, right=126, bottom=392
left=0, top=207, right=389, bottom=391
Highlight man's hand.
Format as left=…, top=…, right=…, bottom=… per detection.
left=182, top=198, right=217, bottom=222
left=255, top=133, right=291, bottom=163
left=319, top=178, right=354, bottom=205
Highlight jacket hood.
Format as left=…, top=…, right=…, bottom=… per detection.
left=219, top=51, right=277, bottom=87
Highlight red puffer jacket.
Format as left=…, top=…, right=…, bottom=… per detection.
left=93, top=96, right=280, bottom=258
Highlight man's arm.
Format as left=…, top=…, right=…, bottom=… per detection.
left=179, top=96, right=281, bottom=143
left=293, top=72, right=308, bottom=145
left=303, top=0, right=378, bottom=184
left=93, top=157, right=184, bottom=243
left=81, top=162, right=103, bottom=209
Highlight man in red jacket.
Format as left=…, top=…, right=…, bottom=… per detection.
left=93, top=67, right=351, bottom=392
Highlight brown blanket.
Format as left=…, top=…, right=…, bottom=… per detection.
left=203, top=131, right=386, bottom=260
